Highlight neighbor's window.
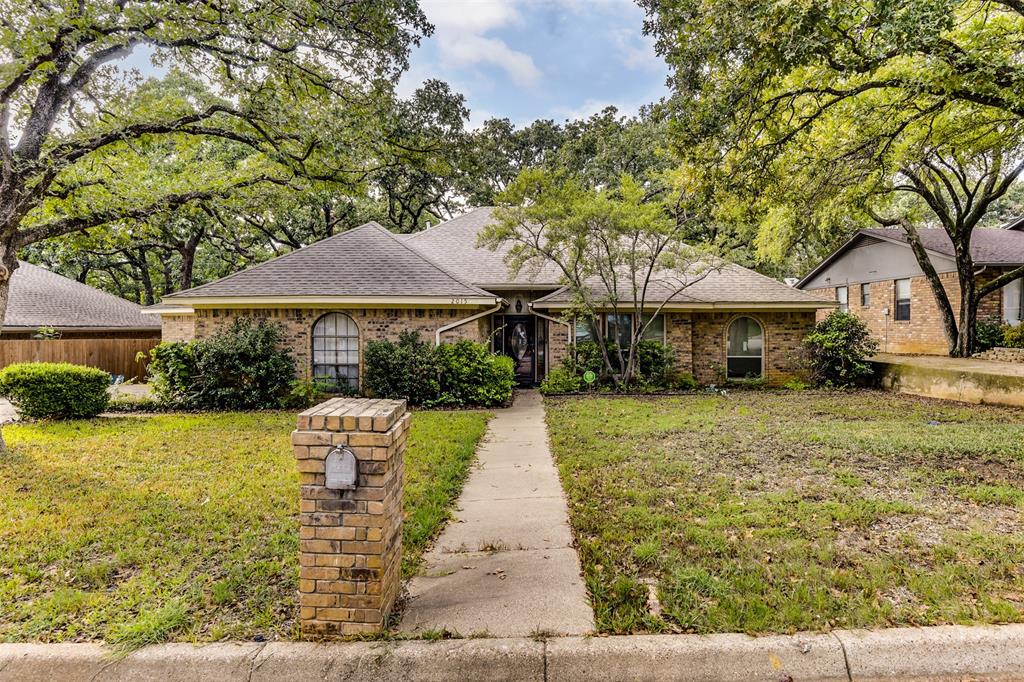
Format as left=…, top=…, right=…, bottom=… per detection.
left=861, top=283, right=871, bottom=308
left=606, top=313, right=633, bottom=348
left=726, top=316, right=764, bottom=379
left=312, top=312, right=360, bottom=391
left=640, top=313, right=665, bottom=343
left=1002, top=278, right=1024, bottom=326
left=895, top=279, right=911, bottom=321
left=836, top=285, right=849, bottom=313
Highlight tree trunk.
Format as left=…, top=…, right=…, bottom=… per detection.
left=902, top=224, right=961, bottom=355
left=0, top=240, right=18, bottom=453
left=953, top=269, right=978, bottom=358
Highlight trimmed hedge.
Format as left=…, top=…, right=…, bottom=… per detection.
left=364, top=333, right=514, bottom=407
left=0, top=362, right=110, bottom=419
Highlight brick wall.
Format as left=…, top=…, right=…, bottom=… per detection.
left=542, top=309, right=812, bottom=386
left=547, top=318, right=571, bottom=369
left=689, top=311, right=815, bottom=385
left=167, top=307, right=489, bottom=382
left=808, top=269, right=1009, bottom=355
left=160, top=314, right=195, bottom=343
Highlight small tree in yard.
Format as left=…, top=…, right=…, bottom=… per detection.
left=804, top=312, right=879, bottom=388
left=481, top=168, right=720, bottom=389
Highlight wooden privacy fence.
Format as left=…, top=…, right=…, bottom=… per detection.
left=0, top=338, right=159, bottom=380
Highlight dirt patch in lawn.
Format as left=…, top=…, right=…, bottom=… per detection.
left=545, top=390, right=1024, bottom=635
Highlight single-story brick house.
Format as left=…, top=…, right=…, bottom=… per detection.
left=797, top=221, right=1024, bottom=354
left=149, top=208, right=832, bottom=387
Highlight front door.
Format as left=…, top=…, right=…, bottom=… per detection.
left=501, top=315, right=536, bottom=384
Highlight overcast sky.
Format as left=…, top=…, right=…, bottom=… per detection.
left=399, top=0, right=669, bottom=126
left=120, top=0, right=669, bottom=128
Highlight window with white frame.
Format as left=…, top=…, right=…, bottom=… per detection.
left=726, top=316, right=764, bottom=379
left=312, top=313, right=359, bottom=391
left=1003, top=278, right=1024, bottom=326
left=894, top=278, right=911, bottom=321
left=836, top=285, right=849, bottom=313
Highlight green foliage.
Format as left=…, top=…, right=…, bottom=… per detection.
left=31, top=326, right=60, bottom=340
left=804, top=312, right=879, bottom=387
left=364, top=332, right=441, bottom=405
left=0, top=362, right=110, bottom=419
left=561, top=339, right=681, bottom=391
left=539, top=368, right=584, bottom=395
left=364, top=334, right=514, bottom=407
left=976, top=318, right=1007, bottom=352
left=782, top=378, right=810, bottom=391
left=147, top=319, right=295, bottom=410
left=633, top=340, right=675, bottom=386
left=432, top=341, right=515, bottom=408
left=669, top=372, right=699, bottom=391
left=282, top=380, right=328, bottom=410
left=1002, top=323, right=1024, bottom=349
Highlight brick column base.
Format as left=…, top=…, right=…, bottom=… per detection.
left=293, top=398, right=409, bottom=637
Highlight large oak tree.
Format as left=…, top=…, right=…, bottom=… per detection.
left=641, top=0, right=1024, bottom=355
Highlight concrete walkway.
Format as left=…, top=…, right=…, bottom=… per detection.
left=399, top=390, right=594, bottom=637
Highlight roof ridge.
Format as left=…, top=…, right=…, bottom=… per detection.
left=386, top=222, right=495, bottom=297
left=403, top=205, right=494, bottom=242
left=163, top=222, right=383, bottom=300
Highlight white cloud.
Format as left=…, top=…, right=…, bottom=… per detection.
left=608, top=27, right=660, bottom=72
left=418, top=0, right=542, bottom=88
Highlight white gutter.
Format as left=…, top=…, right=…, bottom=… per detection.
left=435, top=302, right=505, bottom=346
left=529, top=305, right=573, bottom=345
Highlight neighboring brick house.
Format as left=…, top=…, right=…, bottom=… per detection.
left=150, top=208, right=832, bottom=388
left=797, top=223, right=1024, bottom=354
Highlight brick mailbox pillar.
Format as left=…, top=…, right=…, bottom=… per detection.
left=292, top=398, right=409, bottom=637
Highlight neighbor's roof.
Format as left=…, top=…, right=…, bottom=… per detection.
left=402, top=206, right=563, bottom=288
left=532, top=263, right=831, bottom=309
left=797, top=226, right=1024, bottom=288
left=163, top=221, right=495, bottom=301
left=6, top=261, right=158, bottom=331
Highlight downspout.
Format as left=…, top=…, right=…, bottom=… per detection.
left=529, top=305, right=573, bottom=370
left=435, top=300, right=505, bottom=346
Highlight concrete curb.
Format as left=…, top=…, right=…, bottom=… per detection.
left=2, top=624, right=1023, bottom=682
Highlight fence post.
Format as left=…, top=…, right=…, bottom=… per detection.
left=293, top=398, right=409, bottom=637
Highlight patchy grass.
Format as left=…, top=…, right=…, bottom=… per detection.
left=545, top=391, right=1024, bottom=635
left=0, top=410, right=488, bottom=645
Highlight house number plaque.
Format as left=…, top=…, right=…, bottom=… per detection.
left=325, top=445, right=358, bottom=490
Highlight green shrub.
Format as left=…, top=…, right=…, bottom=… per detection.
left=282, top=379, right=328, bottom=409
left=364, top=332, right=441, bottom=405
left=633, top=340, right=675, bottom=385
left=147, top=318, right=295, bottom=410
left=433, top=340, right=515, bottom=407
left=803, top=311, right=879, bottom=387
left=669, top=372, right=699, bottom=390
left=540, top=368, right=583, bottom=395
left=364, top=334, right=514, bottom=407
left=976, top=317, right=1006, bottom=352
left=0, top=362, right=110, bottom=418
left=1003, top=323, right=1024, bottom=349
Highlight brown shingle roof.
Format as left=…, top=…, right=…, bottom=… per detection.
left=860, top=227, right=1024, bottom=265
left=164, top=222, right=495, bottom=300
left=6, top=261, right=158, bottom=331
left=402, top=207, right=563, bottom=287
left=532, top=263, right=829, bottom=307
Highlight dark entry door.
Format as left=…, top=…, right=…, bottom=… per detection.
left=502, top=315, right=535, bottom=384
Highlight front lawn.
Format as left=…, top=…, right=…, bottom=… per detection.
left=0, top=410, right=488, bottom=646
left=545, top=391, right=1024, bottom=635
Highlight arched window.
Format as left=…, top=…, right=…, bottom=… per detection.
left=312, top=313, right=359, bottom=391
left=727, top=316, right=763, bottom=379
